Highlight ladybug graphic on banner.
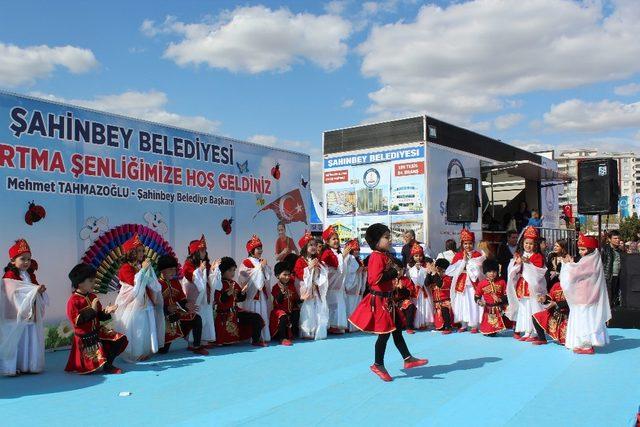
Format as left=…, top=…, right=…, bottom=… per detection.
left=271, top=163, right=281, bottom=180
left=221, top=217, right=233, bottom=235
left=25, top=201, right=46, bottom=225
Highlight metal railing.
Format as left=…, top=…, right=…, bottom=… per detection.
left=537, top=227, right=578, bottom=257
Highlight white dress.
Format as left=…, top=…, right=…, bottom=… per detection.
left=0, top=271, right=47, bottom=375
left=238, top=257, right=272, bottom=342
left=182, top=267, right=218, bottom=343
left=560, top=250, right=611, bottom=349
left=446, top=253, right=485, bottom=327
left=505, top=253, right=547, bottom=337
left=325, top=249, right=348, bottom=331
left=113, top=266, right=165, bottom=362
left=299, top=263, right=329, bottom=340
left=408, top=264, right=434, bottom=328
left=343, top=255, right=365, bottom=332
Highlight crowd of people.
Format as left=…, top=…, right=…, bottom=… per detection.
left=0, top=222, right=612, bottom=382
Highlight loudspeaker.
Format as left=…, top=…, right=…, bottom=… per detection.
left=577, top=158, right=619, bottom=214
left=621, top=253, right=640, bottom=309
left=447, top=177, right=479, bottom=223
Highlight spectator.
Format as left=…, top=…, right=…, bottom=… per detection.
left=546, top=239, right=569, bottom=290
left=436, top=239, right=457, bottom=263
left=401, top=230, right=431, bottom=267
left=496, top=230, right=519, bottom=279
left=539, top=237, right=549, bottom=258
left=513, top=201, right=531, bottom=232
left=601, top=230, right=623, bottom=307
left=527, top=209, right=544, bottom=228
left=477, top=240, right=495, bottom=260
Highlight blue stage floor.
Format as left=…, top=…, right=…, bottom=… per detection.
left=2, top=328, right=639, bottom=426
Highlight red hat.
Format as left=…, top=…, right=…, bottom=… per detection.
left=322, top=225, right=337, bottom=242
left=9, top=239, right=31, bottom=259
left=298, top=231, right=314, bottom=250
left=460, top=228, right=475, bottom=243
left=523, top=226, right=539, bottom=241
left=578, top=233, right=598, bottom=250
left=189, top=234, right=207, bottom=255
left=246, top=234, right=262, bottom=254
left=410, top=243, right=424, bottom=257
left=122, top=233, right=143, bottom=254
left=346, top=239, right=360, bottom=251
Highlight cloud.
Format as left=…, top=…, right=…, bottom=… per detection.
left=358, top=0, right=640, bottom=122
left=29, top=90, right=221, bottom=133
left=341, top=98, right=354, bottom=108
left=324, top=0, right=347, bottom=15
left=494, top=113, right=524, bottom=130
left=0, top=42, right=97, bottom=87
left=543, top=99, right=640, bottom=132
left=614, top=82, right=640, bottom=96
left=144, top=6, right=352, bottom=73
left=248, top=134, right=322, bottom=191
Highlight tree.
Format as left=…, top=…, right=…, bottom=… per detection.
left=619, top=214, right=640, bottom=242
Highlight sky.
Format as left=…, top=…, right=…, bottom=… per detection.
left=1, top=0, right=639, bottom=191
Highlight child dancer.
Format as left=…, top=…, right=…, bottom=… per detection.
left=344, top=239, right=366, bottom=332
left=270, top=262, right=301, bottom=346
left=0, top=239, right=48, bottom=376
left=182, top=235, right=216, bottom=348
left=407, top=243, right=434, bottom=330
left=320, top=226, right=348, bottom=334
left=392, top=260, right=417, bottom=334
left=295, top=231, right=329, bottom=340
left=446, top=229, right=485, bottom=333
left=157, top=255, right=209, bottom=356
left=505, top=226, right=547, bottom=342
left=428, top=258, right=454, bottom=334
left=475, top=259, right=511, bottom=336
left=113, top=234, right=165, bottom=362
left=214, top=257, right=266, bottom=346
left=531, top=279, right=569, bottom=346
left=65, top=263, right=128, bottom=374
left=238, top=235, right=271, bottom=345
left=559, top=234, right=611, bottom=354
left=349, top=223, right=427, bottom=382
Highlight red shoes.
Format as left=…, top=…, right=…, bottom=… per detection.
left=191, top=346, right=210, bottom=356
left=370, top=364, right=393, bottom=382
left=531, top=340, right=547, bottom=345
left=404, top=357, right=429, bottom=369
left=406, top=329, right=415, bottom=334
left=441, top=329, right=453, bottom=335
left=328, top=327, right=345, bottom=334
left=281, top=339, right=293, bottom=346
left=524, top=336, right=538, bottom=342
left=470, top=328, right=479, bottom=334
left=513, top=333, right=522, bottom=340
left=104, top=365, right=123, bottom=374
left=458, top=327, right=467, bottom=333
left=252, top=341, right=269, bottom=347
left=203, top=342, right=216, bottom=349
left=573, top=347, right=595, bottom=355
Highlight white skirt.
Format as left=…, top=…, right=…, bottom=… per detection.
left=199, top=302, right=216, bottom=342
left=0, top=322, right=44, bottom=376
left=565, top=305, right=610, bottom=349
left=414, top=287, right=434, bottom=328
left=121, top=305, right=160, bottom=362
left=345, top=294, right=362, bottom=332
left=452, top=286, right=480, bottom=326
left=300, top=298, right=329, bottom=340
left=326, top=288, right=348, bottom=330
left=515, top=297, right=543, bottom=336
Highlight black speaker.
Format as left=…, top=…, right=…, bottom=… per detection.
left=447, top=177, right=479, bottom=223
left=621, top=253, right=640, bottom=309
left=577, top=158, right=619, bottom=214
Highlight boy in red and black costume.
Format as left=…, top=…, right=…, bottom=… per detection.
left=349, top=223, right=428, bottom=382
left=531, top=280, right=569, bottom=346
left=475, top=259, right=512, bottom=336
left=392, top=259, right=417, bottom=334
left=214, top=257, right=266, bottom=346
left=427, top=258, right=454, bottom=334
left=157, top=255, right=209, bottom=356
left=270, top=262, right=301, bottom=346
left=65, top=263, right=128, bottom=374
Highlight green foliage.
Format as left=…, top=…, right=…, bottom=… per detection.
left=620, top=214, right=640, bottom=242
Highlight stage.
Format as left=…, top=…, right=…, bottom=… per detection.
left=2, top=328, right=639, bottom=426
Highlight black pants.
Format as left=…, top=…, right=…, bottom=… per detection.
left=441, top=307, right=452, bottom=329
left=609, top=276, right=620, bottom=306
left=160, top=314, right=203, bottom=353
left=375, top=329, right=411, bottom=366
left=272, top=311, right=300, bottom=340
left=401, top=305, right=416, bottom=330
left=532, top=316, right=547, bottom=342
left=238, top=311, right=264, bottom=344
